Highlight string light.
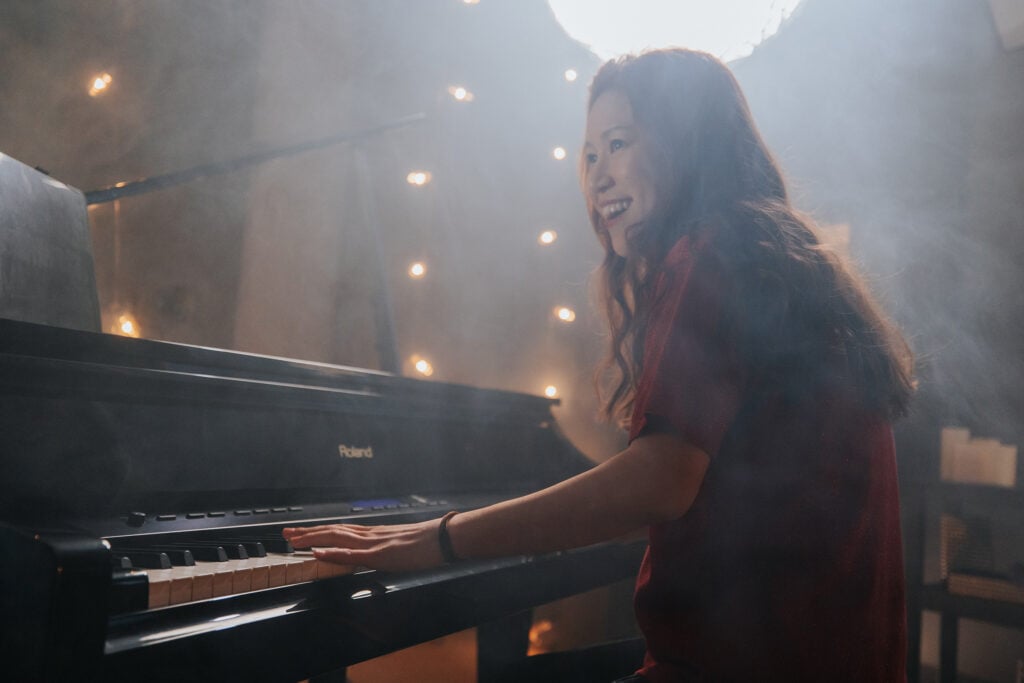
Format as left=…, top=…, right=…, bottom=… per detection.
left=564, top=68, right=578, bottom=82
left=538, top=230, right=557, bottom=245
left=552, top=146, right=567, bottom=161
left=544, top=385, right=559, bottom=398
left=447, top=85, right=475, bottom=102
left=408, top=261, right=426, bottom=279
left=554, top=306, right=576, bottom=323
left=406, top=171, right=432, bottom=186
left=89, top=72, right=113, bottom=97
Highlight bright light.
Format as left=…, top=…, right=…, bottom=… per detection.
left=406, top=171, right=432, bottom=186
left=408, top=262, right=426, bottom=279
left=552, top=147, right=567, bottom=161
left=564, top=68, right=578, bottom=82
left=113, top=313, right=140, bottom=338
left=555, top=306, right=576, bottom=323
left=544, top=385, right=559, bottom=398
left=447, top=85, right=474, bottom=102
left=538, top=230, right=558, bottom=245
left=462, top=0, right=480, bottom=4
left=413, top=358, right=434, bottom=377
left=547, top=0, right=805, bottom=62
left=89, top=72, right=113, bottom=97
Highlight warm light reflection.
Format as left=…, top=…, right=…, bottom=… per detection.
left=538, top=230, right=557, bottom=245
left=89, top=72, right=113, bottom=97
left=552, top=146, right=567, bottom=161
left=447, top=85, right=474, bottom=102
left=555, top=306, right=576, bottom=322
left=462, top=0, right=480, bottom=4
left=406, top=171, right=432, bottom=186
left=564, top=68, right=578, bottom=82
left=544, top=385, right=559, bottom=399
left=412, top=356, right=434, bottom=377
left=408, top=262, right=426, bottom=279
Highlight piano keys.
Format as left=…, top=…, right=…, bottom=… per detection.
left=0, top=316, right=645, bottom=682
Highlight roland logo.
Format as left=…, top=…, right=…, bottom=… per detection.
left=338, top=444, right=374, bottom=459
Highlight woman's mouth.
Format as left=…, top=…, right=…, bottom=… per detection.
left=600, top=198, right=632, bottom=222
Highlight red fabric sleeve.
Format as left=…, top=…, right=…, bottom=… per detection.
left=628, top=235, right=743, bottom=458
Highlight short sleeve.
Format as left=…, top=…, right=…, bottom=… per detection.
left=628, top=236, right=743, bottom=458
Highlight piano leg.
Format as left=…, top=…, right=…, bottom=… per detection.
left=477, top=610, right=532, bottom=683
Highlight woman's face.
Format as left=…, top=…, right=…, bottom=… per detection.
left=583, top=90, right=659, bottom=258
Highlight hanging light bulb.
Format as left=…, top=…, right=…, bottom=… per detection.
left=89, top=72, right=113, bottom=97
left=411, top=355, right=434, bottom=377
left=552, top=146, right=567, bottom=161
left=538, top=230, right=558, bottom=245
left=554, top=306, right=576, bottom=323
left=406, top=171, right=432, bottom=186
left=447, top=85, right=475, bottom=102
left=564, top=68, right=578, bottom=82
left=544, top=385, right=559, bottom=398
left=408, top=262, right=426, bottom=279
left=113, top=312, right=140, bottom=338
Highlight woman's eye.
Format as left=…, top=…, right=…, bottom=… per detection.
left=609, top=139, right=625, bottom=152
left=585, top=153, right=598, bottom=165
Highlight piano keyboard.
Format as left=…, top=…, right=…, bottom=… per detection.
left=111, top=536, right=356, bottom=609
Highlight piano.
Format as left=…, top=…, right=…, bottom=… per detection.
left=0, top=157, right=644, bottom=682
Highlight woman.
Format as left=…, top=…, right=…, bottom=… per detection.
left=284, top=49, right=914, bottom=682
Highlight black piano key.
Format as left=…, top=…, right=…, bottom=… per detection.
left=117, top=547, right=195, bottom=566
left=160, top=543, right=228, bottom=562
left=114, top=550, right=171, bottom=569
left=111, top=554, right=133, bottom=570
left=230, top=535, right=293, bottom=553
left=218, top=539, right=267, bottom=557
left=170, top=542, right=247, bottom=561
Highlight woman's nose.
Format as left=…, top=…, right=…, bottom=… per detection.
left=588, top=164, right=612, bottom=196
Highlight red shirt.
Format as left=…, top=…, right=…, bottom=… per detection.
left=629, top=234, right=906, bottom=682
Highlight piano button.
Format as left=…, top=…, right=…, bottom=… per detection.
left=271, top=507, right=287, bottom=513
left=156, top=514, right=177, bottom=521
left=253, top=508, right=270, bottom=514
left=234, top=510, right=252, bottom=516
left=207, top=511, right=226, bottom=517
left=351, top=506, right=367, bottom=513
left=371, top=506, right=384, bottom=511
left=186, top=512, right=205, bottom=519
left=126, top=511, right=147, bottom=527
left=288, top=506, right=303, bottom=512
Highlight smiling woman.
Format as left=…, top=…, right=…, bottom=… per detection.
left=547, top=0, right=805, bottom=61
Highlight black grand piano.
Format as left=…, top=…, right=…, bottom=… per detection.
left=0, top=155, right=644, bottom=681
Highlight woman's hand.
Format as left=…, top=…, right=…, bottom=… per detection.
left=282, top=518, right=446, bottom=572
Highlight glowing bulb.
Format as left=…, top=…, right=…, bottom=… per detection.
left=447, top=85, right=474, bottom=102
left=544, top=385, right=558, bottom=398
left=552, top=146, right=567, bottom=161
left=564, top=68, right=578, bottom=82
left=413, top=358, right=434, bottom=377
left=462, top=0, right=479, bottom=4
left=538, top=230, right=557, bottom=245
left=408, top=262, right=426, bottom=279
left=113, top=313, right=140, bottom=338
left=89, top=72, right=113, bottom=97
left=406, top=171, right=432, bottom=186
left=555, top=306, right=576, bottom=323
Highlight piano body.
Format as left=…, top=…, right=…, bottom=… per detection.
left=0, top=155, right=644, bottom=681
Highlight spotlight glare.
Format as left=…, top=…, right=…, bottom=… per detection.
left=552, top=146, right=567, bottom=161
left=544, top=385, right=558, bottom=398
left=406, top=171, right=432, bottom=186
left=564, top=68, right=578, bottom=82
left=462, top=0, right=480, bottom=4
left=538, top=230, right=558, bottom=245
left=113, top=313, right=140, bottom=338
left=555, top=306, right=576, bottom=323
left=408, top=261, right=426, bottom=279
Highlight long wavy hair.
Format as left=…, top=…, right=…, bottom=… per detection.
left=584, top=49, right=915, bottom=423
